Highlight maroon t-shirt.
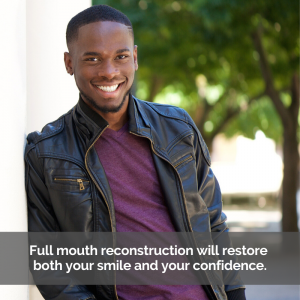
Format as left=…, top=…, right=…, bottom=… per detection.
left=94, top=123, right=209, bottom=300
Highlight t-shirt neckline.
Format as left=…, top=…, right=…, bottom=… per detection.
left=105, top=122, right=129, bottom=138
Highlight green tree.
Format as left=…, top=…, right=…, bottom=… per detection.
left=191, top=0, right=299, bottom=232
left=93, top=0, right=299, bottom=231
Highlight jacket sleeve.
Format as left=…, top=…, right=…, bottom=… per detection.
left=187, top=113, right=246, bottom=300
left=25, top=142, right=96, bottom=300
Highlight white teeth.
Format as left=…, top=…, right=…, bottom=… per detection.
left=97, top=84, right=119, bottom=92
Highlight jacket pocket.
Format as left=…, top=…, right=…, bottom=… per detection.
left=53, top=176, right=90, bottom=191
left=44, top=162, right=93, bottom=231
left=49, top=175, right=92, bottom=231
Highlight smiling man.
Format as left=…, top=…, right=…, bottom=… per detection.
left=25, top=5, right=245, bottom=300
left=64, top=18, right=137, bottom=130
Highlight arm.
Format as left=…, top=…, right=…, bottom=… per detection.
left=187, top=113, right=246, bottom=300
left=25, top=142, right=96, bottom=300
left=196, top=162, right=246, bottom=300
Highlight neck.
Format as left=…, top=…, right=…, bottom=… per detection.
left=81, top=95, right=129, bottom=131
left=102, top=106, right=129, bottom=131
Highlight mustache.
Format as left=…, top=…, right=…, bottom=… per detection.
left=92, top=79, right=125, bottom=85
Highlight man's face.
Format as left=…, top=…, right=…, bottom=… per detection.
left=64, top=21, right=138, bottom=114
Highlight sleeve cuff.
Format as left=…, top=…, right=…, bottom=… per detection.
left=226, top=288, right=246, bottom=300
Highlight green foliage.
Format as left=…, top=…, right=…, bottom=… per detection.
left=225, top=97, right=283, bottom=142
left=92, top=0, right=299, bottom=143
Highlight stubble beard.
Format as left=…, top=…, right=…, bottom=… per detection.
left=79, top=85, right=132, bottom=114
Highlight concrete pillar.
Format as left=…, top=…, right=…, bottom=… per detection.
left=26, top=1, right=91, bottom=299
left=0, top=0, right=28, bottom=299
left=26, top=0, right=91, bottom=134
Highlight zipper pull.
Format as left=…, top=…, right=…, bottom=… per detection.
left=77, top=179, right=85, bottom=190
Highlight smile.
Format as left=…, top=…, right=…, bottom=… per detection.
left=96, top=84, right=119, bottom=92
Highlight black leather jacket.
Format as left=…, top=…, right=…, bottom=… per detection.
left=25, top=95, right=245, bottom=300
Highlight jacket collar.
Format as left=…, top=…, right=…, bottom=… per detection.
left=75, top=94, right=151, bottom=143
left=78, top=95, right=108, bottom=129
left=76, top=94, right=171, bottom=161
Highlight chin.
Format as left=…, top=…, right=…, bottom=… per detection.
left=90, top=97, right=127, bottom=114
left=80, top=87, right=131, bottom=114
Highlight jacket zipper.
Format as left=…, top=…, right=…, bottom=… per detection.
left=84, top=125, right=119, bottom=300
left=130, top=131, right=193, bottom=231
left=54, top=178, right=88, bottom=190
left=129, top=131, right=218, bottom=300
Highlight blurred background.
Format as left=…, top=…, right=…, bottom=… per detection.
left=0, top=0, right=299, bottom=299
left=94, top=0, right=300, bottom=234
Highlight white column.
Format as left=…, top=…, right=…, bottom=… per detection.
left=26, top=0, right=91, bottom=134
left=26, top=2, right=91, bottom=299
left=0, top=0, right=28, bottom=299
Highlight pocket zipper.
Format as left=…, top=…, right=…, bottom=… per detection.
left=54, top=178, right=88, bottom=190
left=174, top=154, right=193, bottom=168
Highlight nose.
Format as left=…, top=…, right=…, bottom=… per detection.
left=98, top=60, right=120, bottom=80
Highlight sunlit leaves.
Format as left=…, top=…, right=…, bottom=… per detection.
left=93, top=0, right=298, bottom=143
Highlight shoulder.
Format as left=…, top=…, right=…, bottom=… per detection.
left=134, top=97, right=211, bottom=166
left=134, top=97, right=190, bottom=123
left=25, top=109, right=73, bottom=154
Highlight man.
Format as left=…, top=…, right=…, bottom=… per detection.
left=25, top=5, right=245, bottom=300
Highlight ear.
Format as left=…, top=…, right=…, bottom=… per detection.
left=133, top=45, right=138, bottom=71
left=64, top=52, right=73, bottom=75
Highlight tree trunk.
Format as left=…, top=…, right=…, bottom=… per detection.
left=282, top=127, right=299, bottom=231
left=203, top=135, right=213, bottom=153
left=252, top=28, right=299, bottom=231
left=281, top=74, right=300, bottom=232
left=147, top=75, right=163, bottom=102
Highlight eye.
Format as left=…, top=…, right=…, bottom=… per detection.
left=86, top=57, right=98, bottom=62
left=116, top=55, right=128, bottom=60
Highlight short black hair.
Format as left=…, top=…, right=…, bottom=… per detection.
left=66, top=5, right=133, bottom=48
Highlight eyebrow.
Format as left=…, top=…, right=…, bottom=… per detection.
left=82, top=51, right=101, bottom=57
left=82, top=48, right=130, bottom=57
left=116, top=48, right=130, bottom=54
